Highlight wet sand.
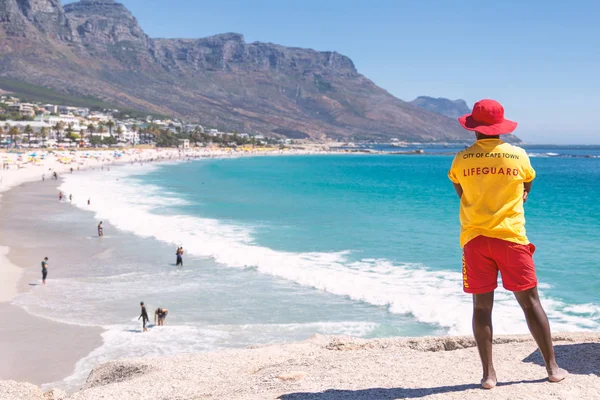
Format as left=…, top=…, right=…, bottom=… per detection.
left=0, top=246, right=22, bottom=303
left=0, top=179, right=104, bottom=386
left=0, top=303, right=102, bottom=385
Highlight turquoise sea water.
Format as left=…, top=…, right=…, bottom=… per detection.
left=15, top=150, right=600, bottom=389
left=145, top=154, right=600, bottom=308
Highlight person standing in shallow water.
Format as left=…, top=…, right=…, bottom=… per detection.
left=41, top=257, right=49, bottom=285
left=176, top=247, right=184, bottom=266
left=154, top=307, right=169, bottom=326
left=98, top=221, right=103, bottom=237
left=448, top=99, right=568, bottom=389
left=138, top=302, right=150, bottom=332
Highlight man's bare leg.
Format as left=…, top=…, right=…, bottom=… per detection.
left=514, top=287, right=568, bottom=382
left=473, top=291, right=497, bottom=389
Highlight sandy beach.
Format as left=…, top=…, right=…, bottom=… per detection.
left=2, top=332, right=599, bottom=399
left=0, top=147, right=263, bottom=386
left=0, top=303, right=102, bottom=385
left=0, top=246, right=21, bottom=303
left=0, top=178, right=107, bottom=385
left=0, top=147, right=198, bottom=302
left=0, top=146, right=339, bottom=388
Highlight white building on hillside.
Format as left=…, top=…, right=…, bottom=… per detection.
left=8, top=103, right=36, bottom=117
left=1, top=120, right=52, bottom=132
left=36, top=115, right=81, bottom=129
left=117, top=124, right=138, bottom=143
left=87, top=113, right=111, bottom=123
left=43, top=104, right=59, bottom=114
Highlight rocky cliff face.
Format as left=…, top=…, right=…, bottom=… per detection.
left=154, top=34, right=357, bottom=75
left=0, top=0, right=73, bottom=40
left=0, top=0, right=34, bottom=38
left=64, top=0, right=152, bottom=60
left=0, top=0, right=476, bottom=141
left=18, top=0, right=73, bottom=38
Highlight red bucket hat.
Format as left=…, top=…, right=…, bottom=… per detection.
left=458, top=99, right=517, bottom=135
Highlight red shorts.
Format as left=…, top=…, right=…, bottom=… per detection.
left=462, top=236, right=538, bottom=294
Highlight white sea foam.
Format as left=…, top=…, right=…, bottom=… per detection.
left=527, top=152, right=554, bottom=158
left=58, top=166, right=600, bottom=338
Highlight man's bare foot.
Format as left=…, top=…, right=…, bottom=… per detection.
left=548, top=367, right=568, bottom=382
left=481, top=377, right=497, bottom=389
left=481, top=373, right=497, bottom=390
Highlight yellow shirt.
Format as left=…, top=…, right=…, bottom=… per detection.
left=448, top=139, right=536, bottom=248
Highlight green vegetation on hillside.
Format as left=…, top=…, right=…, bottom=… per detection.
left=0, top=78, right=118, bottom=108
left=0, top=78, right=166, bottom=119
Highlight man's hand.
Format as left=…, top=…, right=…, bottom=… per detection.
left=453, top=183, right=463, bottom=199
left=523, top=181, right=533, bottom=203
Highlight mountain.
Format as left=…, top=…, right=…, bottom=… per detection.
left=410, top=96, right=471, bottom=119
left=410, top=96, right=522, bottom=143
left=0, top=0, right=475, bottom=142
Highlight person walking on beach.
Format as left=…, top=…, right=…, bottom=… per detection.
left=176, top=247, right=184, bottom=266
left=41, top=257, right=49, bottom=285
left=139, top=302, right=150, bottom=332
left=154, top=307, right=169, bottom=326
left=69, top=194, right=73, bottom=202
left=58, top=192, right=63, bottom=201
left=98, top=221, right=104, bottom=237
left=449, top=99, right=568, bottom=389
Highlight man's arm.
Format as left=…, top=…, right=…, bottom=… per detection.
left=453, top=183, right=463, bottom=199
left=523, top=181, right=533, bottom=203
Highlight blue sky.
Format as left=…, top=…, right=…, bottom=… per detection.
left=64, top=0, right=599, bottom=144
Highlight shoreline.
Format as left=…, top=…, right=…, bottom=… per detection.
left=0, top=148, right=223, bottom=387
left=0, top=246, right=22, bottom=303
left=0, top=178, right=109, bottom=387
left=0, top=147, right=432, bottom=307
left=0, top=147, right=285, bottom=304
left=0, top=147, right=350, bottom=388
